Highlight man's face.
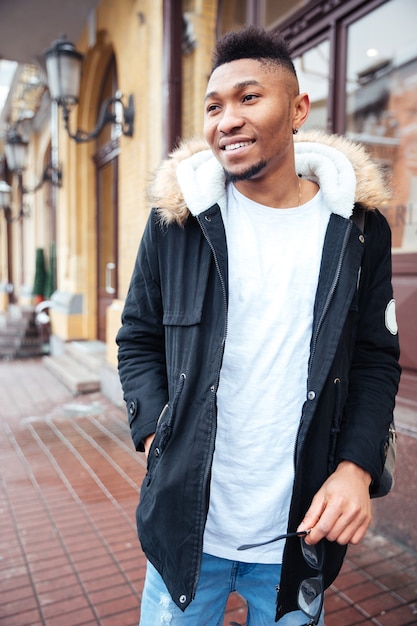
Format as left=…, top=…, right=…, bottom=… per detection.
left=204, top=58, right=300, bottom=185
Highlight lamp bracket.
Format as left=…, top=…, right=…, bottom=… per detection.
left=2, top=204, right=30, bottom=223
left=62, top=93, right=134, bottom=144
left=22, top=162, right=63, bottom=194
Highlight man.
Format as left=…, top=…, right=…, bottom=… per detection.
left=117, top=26, right=401, bottom=625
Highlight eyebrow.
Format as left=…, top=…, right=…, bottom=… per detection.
left=204, top=79, right=263, bottom=102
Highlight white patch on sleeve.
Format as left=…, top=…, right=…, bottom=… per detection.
left=385, top=299, right=398, bottom=335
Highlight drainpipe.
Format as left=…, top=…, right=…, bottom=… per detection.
left=162, top=0, right=182, bottom=158
left=50, top=100, right=59, bottom=253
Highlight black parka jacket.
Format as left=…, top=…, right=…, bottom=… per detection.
left=117, top=132, right=401, bottom=620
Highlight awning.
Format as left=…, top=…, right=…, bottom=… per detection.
left=0, top=0, right=99, bottom=65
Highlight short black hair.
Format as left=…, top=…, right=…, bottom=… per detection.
left=211, top=25, right=297, bottom=77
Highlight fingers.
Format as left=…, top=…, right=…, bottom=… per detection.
left=297, top=462, right=373, bottom=545
left=144, top=433, right=156, bottom=458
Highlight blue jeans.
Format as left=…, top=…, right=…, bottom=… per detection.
left=139, top=553, right=324, bottom=625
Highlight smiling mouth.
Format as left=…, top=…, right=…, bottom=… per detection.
left=222, top=141, right=253, bottom=151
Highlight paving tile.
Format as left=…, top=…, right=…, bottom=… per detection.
left=82, top=571, right=128, bottom=593
left=37, top=582, right=86, bottom=607
left=99, top=608, right=140, bottom=626
left=396, top=580, right=417, bottom=603
left=41, top=594, right=91, bottom=619
left=0, top=572, right=33, bottom=594
left=342, top=580, right=389, bottom=603
left=0, top=584, right=36, bottom=607
left=377, top=570, right=417, bottom=590
left=1, top=358, right=417, bottom=626
left=0, top=595, right=39, bottom=620
left=35, top=573, right=80, bottom=595
left=376, top=603, right=417, bottom=625
left=359, top=590, right=403, bottom=617
left=88, top=583, right=137, bottom=605
left=44, top=606, right=97, bottom=626
left=0, top=607, right=43, bottom=626
left=325, top=591, right=351, bottom=613
left=325, top=605, right=370, bottom=625
left=78, top=563, right=124, bottom=583
left=94, top=593, right=139, bottom=619
left=364, top=557, right=408, bottom=579
left=332, top=567, right=369, bottom=590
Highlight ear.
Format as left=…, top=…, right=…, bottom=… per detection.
left=293, top=93, right=311, bottom=129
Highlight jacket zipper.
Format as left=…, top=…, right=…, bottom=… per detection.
left=192, top=213, right=228, bottom=599
left=309, top=220, right=352, bottom=376
left=293, top=220, right=352, bottom=469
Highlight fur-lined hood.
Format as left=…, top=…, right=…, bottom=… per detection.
left=149, top=130, right=390, bottom=227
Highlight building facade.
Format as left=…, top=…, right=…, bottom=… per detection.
left=0, top=0, right=416, bottom=547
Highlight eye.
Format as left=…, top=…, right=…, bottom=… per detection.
left=242, top=93, right=259, bottom=103
left=206, top=103, right=221, bottom=114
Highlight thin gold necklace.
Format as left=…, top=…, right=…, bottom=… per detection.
left=298, top=176, right=302, bottom=206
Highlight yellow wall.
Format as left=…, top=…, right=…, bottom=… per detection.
left=104, top=0, right=219, bottom=366
left=182, top=0, right=218, bottom=140
left=6, top=0, right=221, bottom=367
left=55, top=0, right=164, bottom=347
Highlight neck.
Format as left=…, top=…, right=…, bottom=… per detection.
left=234, top=174, right=314, bottom=209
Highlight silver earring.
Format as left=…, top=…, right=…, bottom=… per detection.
left=293, top=128, right=299, bottom=135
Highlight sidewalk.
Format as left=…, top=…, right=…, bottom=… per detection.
left=0, top=358, right=416, bottom=626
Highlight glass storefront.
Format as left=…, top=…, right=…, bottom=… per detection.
left=346, top=0, right=417, bottom=252
left=293, top=40, right=330, bottom=132
left=216, top=0, right=417, bottom=402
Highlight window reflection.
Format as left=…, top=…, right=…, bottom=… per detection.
left=346, top=0, right=417, bottom=252
left=293, top=41, right=330, bottom=132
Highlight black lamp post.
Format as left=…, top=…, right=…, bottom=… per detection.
left=44, top=35, right=135, bottom=143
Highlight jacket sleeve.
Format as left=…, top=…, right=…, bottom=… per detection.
left=116, top=210, right=168, bottom=451
left=336, top=209, right=401, bottom=491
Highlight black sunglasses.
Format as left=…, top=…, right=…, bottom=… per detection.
left=237, top=530, right=324, bottom=626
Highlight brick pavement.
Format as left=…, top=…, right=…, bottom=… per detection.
left=0, top=358, right=416, bottom=625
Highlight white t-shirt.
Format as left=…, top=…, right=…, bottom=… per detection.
left=203, top=183, right=330, bottom=564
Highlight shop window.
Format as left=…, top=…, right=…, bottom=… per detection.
left=346, top=0, right=417, bottom=252
left=217, top=0, right=304, bottom=36
left=217, top=0, right=246, bottom=36
left=293, top=40, right=330, bottom=132
left=263, top=0, right=305, bottom=29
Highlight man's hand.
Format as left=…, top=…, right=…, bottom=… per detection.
left=143, top=433, right=156, bottom=458
left=297, top=461, right=373, bottom=545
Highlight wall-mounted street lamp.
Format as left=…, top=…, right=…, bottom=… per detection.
left=0, top=179, right=15, bottom=300
left=0, top=180, right=12, bottom=210
left=0, top=177, right=29, bottom=222
left=44, top=35, right=135, bottom=144
left=5, top=128, right=62, bottom=192
left=0, top=179, right=26, bottom=222
left=4, top=129, right=28, bottom=174
left=2, top=132, right=29, bottom=222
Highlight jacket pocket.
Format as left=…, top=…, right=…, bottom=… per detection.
left=162, top=309, right=202, bottom=326
left=146, top=372, right=186, bottom=482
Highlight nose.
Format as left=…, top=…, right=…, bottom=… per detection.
left=217, top=104, right=244, bottom=134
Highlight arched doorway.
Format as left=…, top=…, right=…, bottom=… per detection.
left=93, top=56, right=120, bottom=342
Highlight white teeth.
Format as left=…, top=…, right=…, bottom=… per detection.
left=224, top=141, right=252, bottom=151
